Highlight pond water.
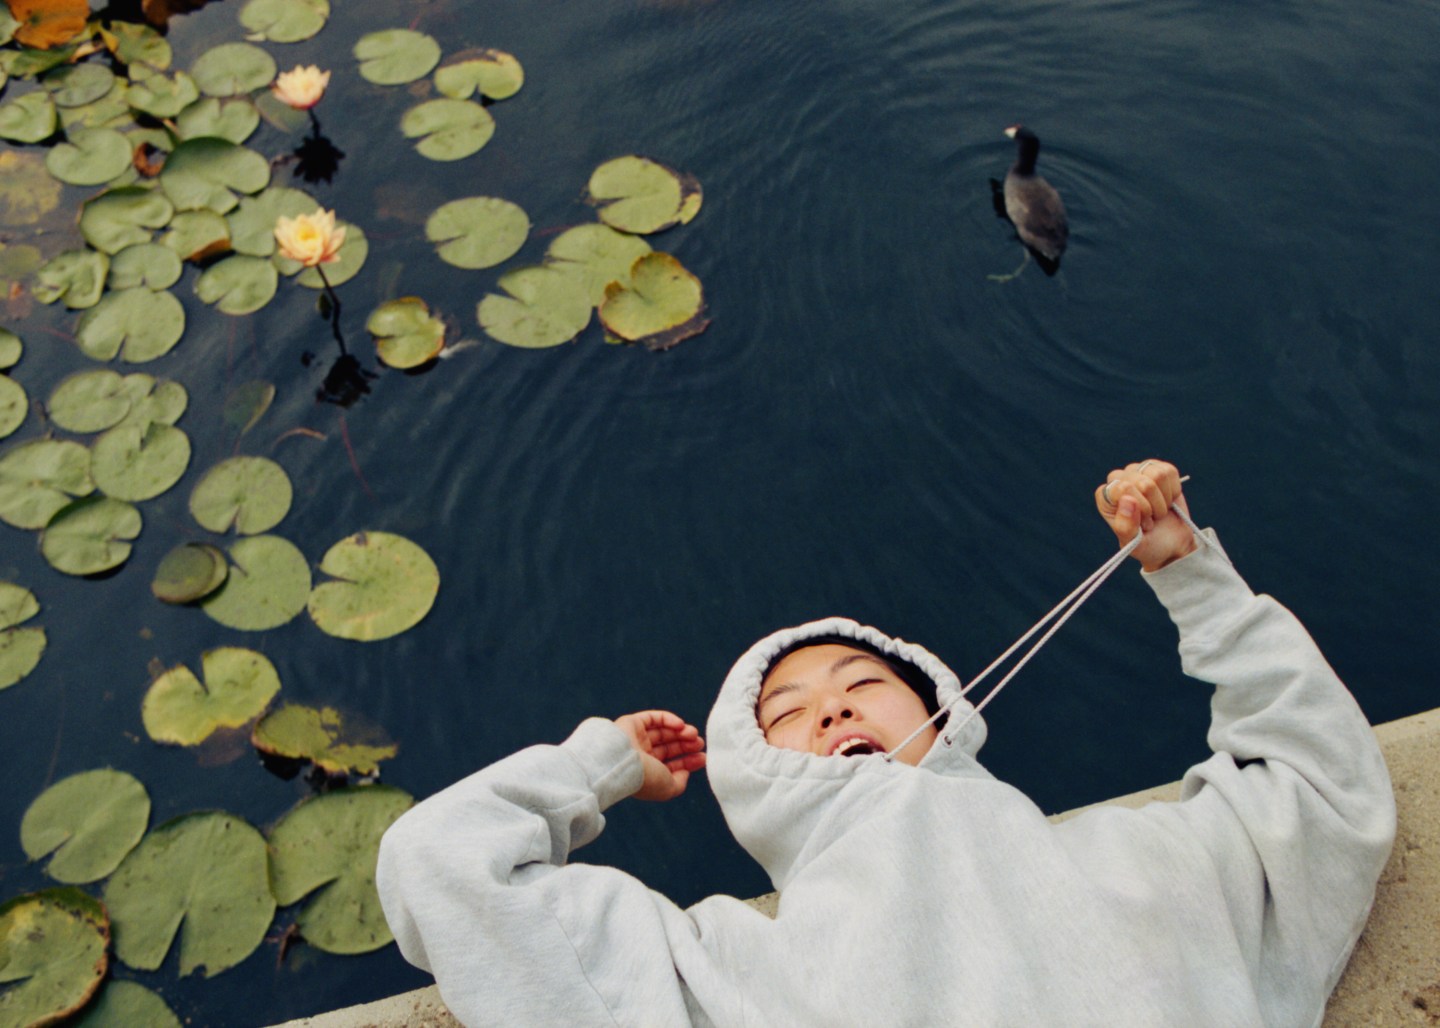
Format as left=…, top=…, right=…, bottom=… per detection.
left=2, top=0, right=1438, bottom=1022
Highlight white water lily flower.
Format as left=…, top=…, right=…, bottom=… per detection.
left=272, top=65, right=331, bottom=110
left=274, top=208, right=346, bottom=267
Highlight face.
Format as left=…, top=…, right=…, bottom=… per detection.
left=756, top=644, right=938, bottom=767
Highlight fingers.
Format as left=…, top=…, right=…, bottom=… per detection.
left=615, top=710, right=706, bottom=761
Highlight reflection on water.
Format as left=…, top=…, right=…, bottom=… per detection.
left=2, top=0, right=1438, bottom=1022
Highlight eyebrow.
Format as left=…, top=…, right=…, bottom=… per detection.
left=756, top=653, right=893, bottom=714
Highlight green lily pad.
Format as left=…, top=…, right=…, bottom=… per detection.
left=118, top=374, right=187, bottom=429
left=545, top=223, right=652, bottom=305
left=189, top=456, right=292, bottom=535
left=143, top=646, right=281, bottom=745
left=60, top=82, right=134, bottom=131
left=160, top=137, right=270, bottom=214
left=0, top=377, right=24, bottom=440
left=227, top=186, right=316, bottom=257
left=0, top=330, right=21, bottom=369
left=49, top=369, right=131, bottom=432
left=33, top=249, right=108, bottom=309
left=308, top=531, right=439, bottom=641
left=598, top=252, right=709, bottom=351
left=101, top=22, right=171, bottom=69
left=43, top=62, right=116, bottom=107
left=72, top=980, right=181, bottom=1028
left=268, top=786, right=414, bottom=954
left=109, top=241, right=184, bottom=290
left=401, top=98, right=494, bottom=161
left=91, top=421, right=191, bottom=502
left=46, top=127, right=132, bottom=186
left=477, top=265, right=592, bottom=349
left=434, top=49, right=524, bottom=101
left=367, top=297, right=446, bottom=369
left=252, top=704, right=397, bottom=776
left=354, top=29, right=441, bottom=85
left=76, top=287, right=186, bottom=362
left=223, top=380, right=274, bottom=437
left=79, top=186, right=175, bottom=254
left=587, top=155, right=703, bottom=235
left=104, top=811, right=276, bottom=977
left=426, top=196, right=529, bottom=270
left=40, top=496, right=142, bottom=576
left=175, top=95, right=260, bottom=144
left=163, top=208, right=232, bottom=261
left=152, top=542, right=229, bottom=604
left=195, top=254, right=277, bottom=315
left=3, top=45, right=76, bottom=79
left=20, top=769, right=150, bottom=883
left=0, top=90, right=58, bottom=143
left=240, top=0, right=329, bottom=42
left=0, top=581, right=45, bottom=690
left=290, top=222, right=367, bottom=288
left=191, top=42, right=276, bottom=97
left=0, top=439, right=93, bottom=530
left=0, top=888, right=109, bottom=1026
left=126, top=66, right=200, bottom=119
left=201, top=534, right=311, bottom=631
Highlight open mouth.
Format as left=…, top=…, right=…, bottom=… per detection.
left=833, top=737, right=885, bottom=757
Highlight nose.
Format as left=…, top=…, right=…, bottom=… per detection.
left=817, top=697, right=855, bottom=731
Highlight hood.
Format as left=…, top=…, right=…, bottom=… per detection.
left=705, top=617, right=991, bottom=890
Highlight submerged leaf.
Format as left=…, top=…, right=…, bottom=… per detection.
left=354, top=29, right=441, bottom=85
left=104, top=812, right=275, bottom=976
left=190, top=41, right=276, bottom=97
left=0, top=580, right=46, bottom=690
left=201, top=534, right=311, bottom=630
left=0, top=151, right=61, bottom=225
left=308, top=531, right=439, bottom=640
left=152, top=542, right=229, bottom=603
left=477, top=265, right=592, bottom=349
left=252, top=704, right=397, bottom=776
left=76, top=287, right=186, bottom=362
left=268, top=786, right=414, bottom=953
left=222, top=380, right=275, bottom=436
left=0, top=888, right=108, bottom=1027
left=367, top=297, right=446, bottom=369
left=401, top=98, right=494, bottom=161
left=189, top=456, right=292, bottom=535
left=426, top=196, right=528, bottom=270
left=598, top=252, right=709, bottom=351
left=142, top=646, right=281, bottom=745
left=20, top=769, right=150, bottom=883
left=0, top=438, right=93, bottom=530
left=40, top=496, right=142, bottom=576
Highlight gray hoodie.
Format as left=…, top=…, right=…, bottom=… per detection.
left=377, top=531, right=1395, bottom=1026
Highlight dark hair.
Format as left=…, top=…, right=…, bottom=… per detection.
left=760, top=634, right=943, bottom=720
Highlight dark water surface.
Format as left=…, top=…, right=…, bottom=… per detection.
left=3, top=0, right=1438, bottom=1022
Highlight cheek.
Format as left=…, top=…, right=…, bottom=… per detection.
left=764, top=720, right=810, bottom=752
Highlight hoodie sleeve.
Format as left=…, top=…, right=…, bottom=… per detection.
left=375, top=718, right=700, bottom=1027
left=1143, top=531, right=1396, bottom=1025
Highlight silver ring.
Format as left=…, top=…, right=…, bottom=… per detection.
left=1138, top=460, right=1156, bottom=473
left=1101, top=482, right=1115, bottom=506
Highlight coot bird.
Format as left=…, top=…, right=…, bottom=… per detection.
left=1002, top=124, right=1068, bottom=269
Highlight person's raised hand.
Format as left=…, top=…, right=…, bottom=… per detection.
left=613, top=710, right=707, bottom=802
left=1095, top=458, right=1197, bottom=572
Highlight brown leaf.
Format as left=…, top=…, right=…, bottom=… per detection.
left=139, top=0, right=214, bottom=26
left=8, top=0, right=89, bottom=49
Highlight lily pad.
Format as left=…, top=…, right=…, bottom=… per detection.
left=175, top=96, right=260, bottom=144
left=104, top=811, right=276, bottom=976
left=587, top=156, right=703, bottom=235
left=434, top=49, right=524, bottom=101
left=76, top=287, right=186, bottom=363
left=0, top=89, right=58, bottom=143
left=400, top=98, right=494, bottom=161
left=125, top=66, right=200, bottom=119
left=0, top=888, right=108, bottom=1027
left=268, top=786, right=413, bottom=953
left=142, top=647, right=281, bottom=746
left=195, top=254, right=277, bottom=315
left=2, top=44, right=77, bottom=78
left=201, top=534, right=311, bottom=631
left=354, top=29, right=441, bottom=85
left=240, top=0, right=329, bottom=42
left=545, top=223, right=652, bottom=305
left=0, top=377, right=24, bottom=440
left=227, top=186, right=316, bottom=257
left=0, top=439, right=93, bottom=530
left=80, top=187, right=176, bottom=254
left=118, top=374, right=187, bottom=428
left=598, top=252, right=710, bottom=351
left=33, top=249, right=108, bottom=308
left=20, top=769, right=150, bottom=883
left=367, top=297, right=445, bottom=369
left=43, top=62, right=116, bottom=107
left=109, top=241, right=184, bottom=290
left=0, top=151, right=61, bottom=225
left=189, top=456, right=292, bottom=535
left=308, top=531, right=439, bottom=641
left=163, top=208, right=232, bottom=261
left=426, top=196, right=528, bottom=270
left=8, top=0, right=87, bottom=49
left=160, top=137, right=271, bottom=214
left=252, top=704, right=397, bottom=776
left=0, top=581, right=45, bottom=690
left=478, top=265, right=592, bottom=349
left=72, top=981, right=181, bottom=1028
left=152, top=542, right=229, bottom=604
left=61, top=82, right=134, bottom=131
left=46, top=126, right=132, bottom=186
left=40, top=496, right=142, bottom=576
left=290, top=221, right=367, bottom=288
left=0, top=330, right=20, bottom=369
left=191, top=42, right=276, bottom=97
left=90, top=421, right=191, bottom=502
left=49, top=369, right=131, bottom=432
left=101, top=21, right=172, bottom=70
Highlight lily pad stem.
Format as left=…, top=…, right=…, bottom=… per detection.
left=316, top=265, right=348, bottom=356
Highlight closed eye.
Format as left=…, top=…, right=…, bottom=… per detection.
left=846, top=677, right=884, bottom=692
left=766, top=707, right=804, bottom=732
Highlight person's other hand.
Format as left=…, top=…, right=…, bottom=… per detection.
left=1095, top=459, right=1197, bottom=572
left=613, top=710, right=707, bottom=801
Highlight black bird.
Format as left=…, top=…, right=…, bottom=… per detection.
left=1002, top=124, right=1068, bottom=267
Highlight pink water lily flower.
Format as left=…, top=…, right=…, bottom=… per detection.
left=272, top=65, right=331, bottom=110
left=274, top=208, right=346, bottom=267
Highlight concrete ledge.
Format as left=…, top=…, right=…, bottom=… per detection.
left=277, top=708, right=1439, bottom=1027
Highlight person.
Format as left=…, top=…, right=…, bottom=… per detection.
left=376, top=459, right=1395, bottom=1026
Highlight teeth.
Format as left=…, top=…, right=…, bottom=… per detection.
left=836, top=738, right=879, bottom=756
